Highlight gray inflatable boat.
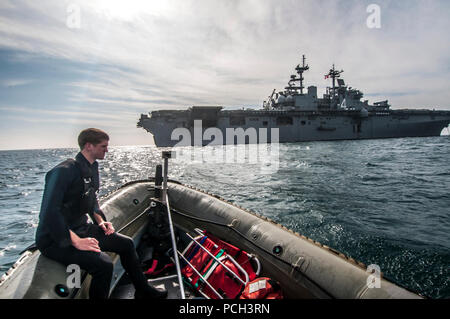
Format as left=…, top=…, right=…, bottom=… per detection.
left=0, top=177, right=422, bottom=299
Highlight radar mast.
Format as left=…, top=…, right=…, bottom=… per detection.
left=325, top=64, right=344, bottom=108
left=285, top=54, right=309, bottom=95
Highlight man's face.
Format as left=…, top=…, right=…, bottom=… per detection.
left=87, top=139, right=109, bottom=160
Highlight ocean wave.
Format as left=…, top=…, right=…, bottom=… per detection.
left=0, top=244, right=17, bottom=257
left=1, top=137, right=449, bottom=297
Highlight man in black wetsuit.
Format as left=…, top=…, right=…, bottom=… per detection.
left=35, top=128, right=167, bottom=299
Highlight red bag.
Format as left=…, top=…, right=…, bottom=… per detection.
left=181, top=236, right=222, bottom=288
left=204, top=232, right=259, bottom=282
left=181, top=232, right=260, bottom=299
left=239, top=277, right=283, bottom=299
left=201, top=255, right=247, bottom=299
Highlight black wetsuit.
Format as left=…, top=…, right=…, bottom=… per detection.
left=35, top=152, right=151, bottom=299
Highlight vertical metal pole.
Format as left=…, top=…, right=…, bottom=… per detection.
left=161, top=151, right=185, bottom=299
left=162, top=159, right=168, bottom=204
left=155, top=165, right=162, bottom=198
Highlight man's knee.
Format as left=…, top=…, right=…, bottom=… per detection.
left=90, top=253, right=113, bottom=276
left=124, top=236, right=135, bottom=250
left=116, top=235, right=135, bottom=254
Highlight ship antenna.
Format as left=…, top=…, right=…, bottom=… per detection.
left=325, top=63, right=344, bottom=109
left=296, top=54, right=309, bottom=95
left=286, top=54, right=309, bottom=95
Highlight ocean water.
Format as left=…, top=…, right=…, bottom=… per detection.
left=0, top=137, right=449, bottom=298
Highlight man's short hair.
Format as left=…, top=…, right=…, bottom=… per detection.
left=78, top=128, right=109, bottom=150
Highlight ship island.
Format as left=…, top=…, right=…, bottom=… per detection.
left=138, top=55, right=450, bottom=147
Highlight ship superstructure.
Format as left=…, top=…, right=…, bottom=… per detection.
left=263, top=55, right=390, bottom=113
left=138, top=55, right=450, bottom=147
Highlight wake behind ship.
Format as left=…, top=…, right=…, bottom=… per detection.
left=138, top=55, right=450, bottom=147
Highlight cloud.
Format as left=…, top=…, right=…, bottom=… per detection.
left=0, top=0, right=449, bottom=149
left=2, top=1, right=449, bottom=105
left=0, top=78, right=33, bottom=87
left=0, top=104, right=136, bottom=124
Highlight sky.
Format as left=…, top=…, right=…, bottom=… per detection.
left=0, top=0, right=449, bottom=150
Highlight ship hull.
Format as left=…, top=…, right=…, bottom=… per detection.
left=138, top=110, right=450, bottom=147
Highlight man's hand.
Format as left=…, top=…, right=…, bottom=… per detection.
left=72, top=236, right=101, bottom=253
left=99, top=221, right=115, bottom=235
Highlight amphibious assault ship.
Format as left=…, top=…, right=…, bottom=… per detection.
left=138, top=55, right=450, bottom=147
